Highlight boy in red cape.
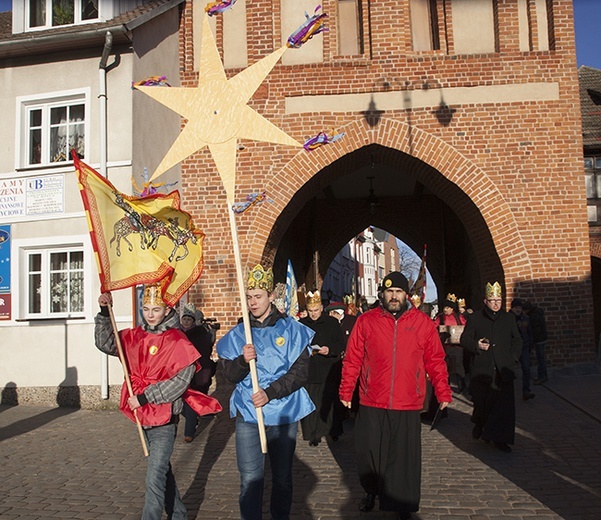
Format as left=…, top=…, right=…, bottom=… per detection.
left=95, top=283, right=221, bottom=520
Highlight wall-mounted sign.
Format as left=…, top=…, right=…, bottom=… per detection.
left=0, top=175, right=64, bottom=219
left=0, top=225, right=10, bottom=293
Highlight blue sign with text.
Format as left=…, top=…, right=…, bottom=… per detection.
left=0, top=225, right=11, bottom=292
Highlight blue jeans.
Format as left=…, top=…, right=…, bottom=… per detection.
left=182, top=402, right=198, bottom=438
left=534, top=341, right=548, bottom=379
left=143, top=423, right=187, bottom=520
left=235, top=417, right=297, bottom=520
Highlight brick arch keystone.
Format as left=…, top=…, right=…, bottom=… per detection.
left=245, top=118, right=533, bottom=285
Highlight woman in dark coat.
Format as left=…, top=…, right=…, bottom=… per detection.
left=300, top=291, right=345, bottom=446
left=460, top=282, right=522, bottom=452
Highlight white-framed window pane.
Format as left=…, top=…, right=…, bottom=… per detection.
left=81, top=0, right=98, bottom=21
left=25, top=247, right=85, bottom=317
left=595, top=157, right=601, bottom=169
left=29, top=0, right=46, bottom=27
left=23, top=96, right=86, bottom=167
left=584, top=157, right=594, bottom=169
left=53, top=0, right=75, bottom=26
left=28, top=253, right=42, bottom=314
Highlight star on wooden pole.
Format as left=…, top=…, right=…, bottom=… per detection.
left=135, top=13, right=301, bottom=204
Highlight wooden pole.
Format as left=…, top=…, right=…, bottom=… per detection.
left=227, top=207, right=268, bottom=453
left=107, top=305, right=149, bottom=457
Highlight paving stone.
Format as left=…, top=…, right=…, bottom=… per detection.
left=1, top=374, right=601, bottom=518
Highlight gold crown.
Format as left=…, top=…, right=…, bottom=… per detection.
left=485, top=282, right=502, bottom=298
left=410, top=294, right=422, bottom=307
left=143, top=283, right=166, bottom=307
left=445, top=293, right=457, bottom=303
left=457, top=298, right=466, bottom=308
left=246, top=264, right=274, bottom=292
left=306, top=290, right=322, bottom=307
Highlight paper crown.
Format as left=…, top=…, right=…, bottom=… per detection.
left=143, top=283, right=166, bottom=307
left=457, top=298, right=466, bottom=308
left=306, top=290, right=322, bottom=306
left=445, top=293, right=457, bottom=303
left=181, top=302, right=197, bottom=319
left=246, top=264, right=274, bottom=292
left=485, top=282, right=502, bottom=298
left=410, top=294, right=422, bottom=307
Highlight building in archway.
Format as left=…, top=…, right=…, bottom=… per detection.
left=179, top=0, right=595, bottom=368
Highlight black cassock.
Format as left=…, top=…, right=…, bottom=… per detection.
left=354, top=405, right=422, bottom=515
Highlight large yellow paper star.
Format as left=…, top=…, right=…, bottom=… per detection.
left=135, top=13, right=301, bottom=203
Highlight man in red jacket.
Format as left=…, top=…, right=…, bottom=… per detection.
left=340, top=272, right=451, bottom=520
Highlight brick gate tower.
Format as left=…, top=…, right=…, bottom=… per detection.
left=177, top=0, right=595, bottom=367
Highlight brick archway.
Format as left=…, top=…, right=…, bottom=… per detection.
left=245, top=118, right=533, bottom=292
left=591, top=242, right=601, bottom=259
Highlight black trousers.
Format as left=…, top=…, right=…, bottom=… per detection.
left=354, top=405, right=421, bottom=514
left=470, top=378, right=516, bottom=444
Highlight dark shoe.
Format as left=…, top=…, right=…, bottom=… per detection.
left=472, top=424, right=483, bottom=439
left=522, top=392, right=535, bottom=400
left=184, top=436, right=193, bottom=443
left=309, top=439, right=320, bottom=447
left=359, top=493, right=376, bottom=512
left=494, top=442, right=512, bottom=453
left=534, top=376, right=548, bottom=385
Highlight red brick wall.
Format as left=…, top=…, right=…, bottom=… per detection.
left=175, top=0, right=595, bottom=366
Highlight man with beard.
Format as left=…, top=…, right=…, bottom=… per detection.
left=300, top=292, right=345, bottom=446
left=340, top=272, right=451, bottom=520
left=460, top=282, right=522, bottom=453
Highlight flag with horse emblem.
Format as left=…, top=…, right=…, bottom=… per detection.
left=73, top=154, right=204, bottom=306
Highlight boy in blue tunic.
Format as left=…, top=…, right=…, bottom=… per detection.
left=217, top=264, right=315, bottom=520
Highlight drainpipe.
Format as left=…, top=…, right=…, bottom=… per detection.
left=98, top=31, right=112, bottom=399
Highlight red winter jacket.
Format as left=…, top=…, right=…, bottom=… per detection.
left=339, top=306, right=451, bottom=410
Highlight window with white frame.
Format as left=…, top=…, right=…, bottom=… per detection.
left=28, top=0, right=99, bottom=29
left=19, top=91, right=87, bottom=168
left=25, top=246, right=85, bottom=317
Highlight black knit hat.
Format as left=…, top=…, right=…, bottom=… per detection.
left=381, top=272, right=409, bottom=292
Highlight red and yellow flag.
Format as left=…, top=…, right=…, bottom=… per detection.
left=73, top=155, right=204, bottom=306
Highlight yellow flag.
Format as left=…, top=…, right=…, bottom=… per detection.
left=73, top=155, right=204, bottom=306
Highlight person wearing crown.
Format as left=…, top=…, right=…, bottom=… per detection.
left=434, top=293, right=468, bottom=393
left=460, top=282, right=522, bottom=453
left=217, top=264, right=315, bottom=520
left=94, top=283, right=221, bottom=520
left=340, top=271, right=451, bottom=519
left=300, top=291, right=346, bottom=446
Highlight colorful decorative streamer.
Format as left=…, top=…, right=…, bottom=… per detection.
left=131, top=76, right=171, bottom=89
left=303, top=131, right=345, bottom=151
left=287, top=5, right=328, bottom=48
left=232, top=192, right=274, bottom=214
left=205, top=0, right=237, bottom=16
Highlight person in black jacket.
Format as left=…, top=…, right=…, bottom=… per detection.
left=300, top=290, right=346, bottom=446
left=460, top=282, right=522, bottom=453
left=180, top=303, right=217, bottom=442
left=523, top=300, right=549, bottom=384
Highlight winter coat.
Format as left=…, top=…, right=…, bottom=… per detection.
left=460, top=307, right=522, bottom=385
left=339, top=305, right=451, bottom=411
left=300, top=313, right=345, bottom=383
